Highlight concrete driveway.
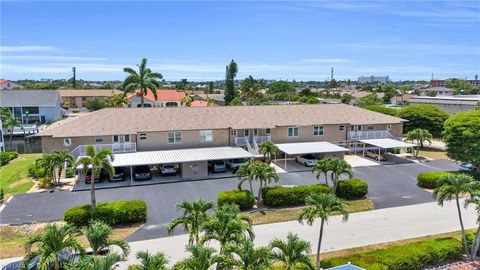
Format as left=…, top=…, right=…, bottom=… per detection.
left=0, top=160, right=458, bottom=241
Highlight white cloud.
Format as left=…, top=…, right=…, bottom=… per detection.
left=0, top=45, right=56, bottom=52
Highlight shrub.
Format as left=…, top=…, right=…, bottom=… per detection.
left=28, top=162, right=48, bottom=178
left=37, top=177, right=53, bottom=189
left=337, top=179, right=368, bottom=200
left=321, top=237, right=463, bottom=270
left=0, top=151, right=18, bottom=166
left=417, top=171, right=453, bottom=189
left=218, top=190, right=255, bottom=210
left=365, top=105, right=398, bottom=116
left=65, top=167, right=74, bottom=178
left=398, top=104, right=450, bottom=138
left=262, top=184, right=333, bottom=207
left=64, top=200, right=147, bottom=227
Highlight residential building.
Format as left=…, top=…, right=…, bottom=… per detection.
left=430, top=78, right=480, bottom=87
left=409, top=95, right=480, bottom=114
left=190, top=100, right=210, bottom=107
left=0, top=90, right=63, bottom=125
left=127, top=90, right=186, bottom=107
left=0, top=119, right=4, bottom=152
left=58, top=89, right=120, bottom=109
left=390, top=94, right=413, bottom=105
left=0, top=80, right=23, bottom=90
left=418, top=87, right=455, bottom=96
left=194, top=93, right=226, bottom=106
left=358, top=76, right=389, bottom=84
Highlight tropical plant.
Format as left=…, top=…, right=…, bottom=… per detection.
left=3, top=113, right=22, bottom=145
left=52, top=150, right=75, bottom=184
left=167, top=199, right=214, bottom=244
left=202, top=204, right=253, bottom=254
left=269, top=233, right=314, bottom=270
left=35, top=154, right=60, bottom=185
left=252, top=162, right=279, bottom=207
left=312, top=157, right=334, bottom=185
left=81, top=221, right=130, bottom=257
left=206, top=97, right=216, bottom=106
left=23, top=224, right=84, bottom=270
left=123, top=58, right=163, bottom=107
left=464, top=188, right=480, bottom=260
left=398, top=104, right=450, bottom=138
left=239, top=76, right=262, bottom=105
left=106, top=93, right=131, bottom=108
left=236, top=160, right=257, bottom=195
left=129, top=250, right=169, bottom=270
left=224, top=60, right=239, bottom=105
left=66, top=253, right=122, bottom=270
left=225, top=237, right=272, bottom=270
left=182, top=95, right=193, bottom=107
left=298, top=193, right=349, bottom=267
left=329, top=158, right=353, bottom=193
left=76, top=146, right=114, bottom=210
left=433, top=174, right=475, bottom=257
left=259, top=141, right=277, bottom=164
left=405, top=128, right=433, bottom=158
left=173, top=243, right=220, bottom=270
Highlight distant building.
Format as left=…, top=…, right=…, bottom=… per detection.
left=0, top=80, right=23, bottom=90
left=194, top=93, right=226, bottom=106
left=419, top=87, right=455, bottom=96
left=58, top=89, right=121, bottom=109
left=358, top=76, right=389, bottom=84
left=190, top=100, right=210, bottom=107
left=409, top=95, right=480, bottom=114
left=430, top=78, right=480, bottom=87
left=127, top=90, right=186, bottom=108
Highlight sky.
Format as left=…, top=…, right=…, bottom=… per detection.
left=1, top=0, right=479, bottom=81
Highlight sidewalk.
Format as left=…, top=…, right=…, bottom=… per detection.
left=121, top=199, right=478, bottom=268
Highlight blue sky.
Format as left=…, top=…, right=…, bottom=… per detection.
left=1, top=1, right=479, bottom=81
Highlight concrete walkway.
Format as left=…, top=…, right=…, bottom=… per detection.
left=121, top=199, right=478, bottom=268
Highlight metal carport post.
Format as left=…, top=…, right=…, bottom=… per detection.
left=130, top=166, right=133, bottom=184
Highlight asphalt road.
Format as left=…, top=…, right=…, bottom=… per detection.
left=0, top=160, right=458, bottom=241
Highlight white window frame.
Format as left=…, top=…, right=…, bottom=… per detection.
left=139, top=133, right=147, bottom=141
left=199, top=130, right=213, bottom=142
left=287, top=126, right=299, bottom=137
left=313, top=125, right=324, bottom=136
left=339, top=125, right=345, bottom=132
left=168, top=131, right=182, bottom=144
left=230, top=129, right=237, bottom=136
left=265, top=128, right=271, bottom=135
left=112, top=135, right=120, bottom=143
left=124, top=134, right=131, bottom=143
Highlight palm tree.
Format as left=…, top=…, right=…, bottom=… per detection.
left=129, top=250, right=169, bottom=270
left=329, top=158, right=353, bottom=193
left=123, top=58, right=163, bottom=107
left=464, top=187, right=480, bottom=260
left=35, top=154, right=59, bottom=184
left=206, top=97, right=216, bottom=106
left=259, top=141, right=277, bottom=164
left=76, top=145, right=114, bottom=210
left=174, top=243, right=220, bottom=270
left=269, top=233, right=314, bottom=270
left=106, top=93, right=131, bottom=108
left=202, top=204, right=254, bottom=254
left=182, top=95, right=193, bottom=107
left=3, top=114, right=22, bottom=145
left=236, top=160, right=256, bottom=195
left=23, top=224, right=84, bottom=270
left=66, top=253, right=123, bottom=270
left=167, top=199, right=214, bottom=244
left=298, top=193, right=349, bottom=267
left=81, top=221, right=130, bottom=257
left=312, top=157, right=334, bottom=186
left=52, top=150, right=75, bottom=185
left=253, top=162, right=279, bottom=207
left=239, top=76, right=261, bottom=105
left=433, top=174, right=475, bottom=257
left=405, top=128, right=433, bottom=158
left=226, top=237, right=272, bottom=270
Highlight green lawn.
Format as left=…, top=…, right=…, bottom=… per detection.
left=0, top=154, right=42, bottom=199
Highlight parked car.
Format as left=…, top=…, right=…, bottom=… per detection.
left=459, top=163, right=477, bottom=171
left=364, top=150, right=387, bottom=161
left=110, top=167, right=125, bottom=182
left=295, top=154, right=317, bottom=167
left=85, top=169, right=106, bottom=184
left=2, top=250, right=77, bottom=270
left=134, top=166, right=152, bottom=181
left=208, top=160, right=226, bottom=173
left=160, top=164, right=177, bottom=175
left=227, top=158, right=249, bottom=172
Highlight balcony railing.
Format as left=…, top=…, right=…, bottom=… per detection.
left=254, top=135, right=271, bottom=144
left=71, top=143, right=137, bottom=157
left=348, top=130, right=396, bottom=141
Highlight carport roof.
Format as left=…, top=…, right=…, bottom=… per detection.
left=111, top=146, right=253, bottom=167
left=359, top=138, right=415, bottom=149
left=276, top=142, right=349, bottom=155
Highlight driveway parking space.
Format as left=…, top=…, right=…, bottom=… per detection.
left=344, top=154, right=380, bottom=167
left=273, top=159, right=312, bottom=172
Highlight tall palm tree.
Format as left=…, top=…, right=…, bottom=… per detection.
left=298, top=193, right=349, bottom=267
left=433, top=174, right=474, bottom=257
left=167, top=199, right=214, bottom=244
left=23, top=224, right=84, bottom=270
left=252, top=162, right=279, bottom=207
left=35, top=154, right=59, bottom=184
left=405, top=128, right=433, bottom=158
left=202, top=204, right=254, bottom=254
left=464, top=187, right=480, bottom=260
left=52, top=150, right=75, bottom=185
left=123, top=58, right=163, bottom=107
left=226, top=237, right=272, bottom=270
left=312, top=157, right=334, bottom=186
left=66, top=253, right=123, bottom=270
left=174, top=243, right=220, bottom=270
left=239, top=76, right=261, bottom=105
left=329, top=158, right=353, bottom=193
left=76, top=146, right=114, bottom=210
left=3, top=114, right=22, bottom=145
left=236, top=160, right=256, bottom=195
left=81, top=221, right=130, bottom=257
left=269, top=233, right=314, bottom=270
left=259, top=141, right=277, bottom=164
left=129, top=250, right=169, bottom=270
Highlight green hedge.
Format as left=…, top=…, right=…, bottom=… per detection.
left=64, top=200, right=147, bottom=227
left=66, top=167, right=74, bottom=178
left=218, top=190, right=255, bottom=210
left=321, top=237, right=463, bottom=270
left=0, top=151, right=18, bottom=166
left=337, top=179, right=368, bottom=200
left=262, top=184, right=333, bottom=207
left=417, top=172, right=453, bottom=189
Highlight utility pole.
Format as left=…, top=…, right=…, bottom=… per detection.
left=330, top=67, right=334, bottom=81
left=72, top=67, right=76, bottom=89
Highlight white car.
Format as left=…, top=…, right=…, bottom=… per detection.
left=295, top=154, right=317, bottom=167
left=160, top=164, right=177, bottom=175
left=459, top=163, right=476, bottom=172
left=227, top=158, right=249, bottom=172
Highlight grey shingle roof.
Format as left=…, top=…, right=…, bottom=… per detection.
left=0, top=90, right=60, bottom=107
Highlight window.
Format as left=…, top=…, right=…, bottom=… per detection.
left=287, top=126, right=298, bottom=137
left=112, top=135, right=120, bottom=143
left=387, top=125, right=392, bottom=130
left=367, top=125, right=374, bottom=130
left=139, top=133, right=147, bottom=140
left=95, top=137, right=103, bottom=143
left=230, top=129, right=237, bottom=136
left=253, top=129, right=258, bottom=136
left=313, top=125, right=324, bottom=136
left=22, top=107, right=39, bottom=115
left=168, top=131, right=182, bottom=144
left=199, top=130, right=213, bottom=142
left=244, top=130, right=249, bottom=136
left=350, top=125, right=362, bottom=131
left=265, top=128, right=271, bottom=135
left=124, top=134, right=131, bottom=143
left=339, top=125, right=345, bottom=132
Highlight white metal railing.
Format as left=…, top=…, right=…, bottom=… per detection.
left=3, top=124, right=39, bottom=135
left=348, top=130, right=396, bottom=140
left=251, top=137, right=260, bottom=156
left=244, top=139, right=254, bottom=155
left=254, top=135, right=271, bottom=144
left=234, top=136, right=248, bottom=146
left=71, top=143, right=137, bottom=157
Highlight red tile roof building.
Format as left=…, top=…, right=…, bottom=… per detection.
left=127, top=90, right=186, bottom=107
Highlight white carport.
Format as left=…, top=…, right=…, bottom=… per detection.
left=359, top=138, right=416, bottom=157
left=275, top=142, right=350, bottom=171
